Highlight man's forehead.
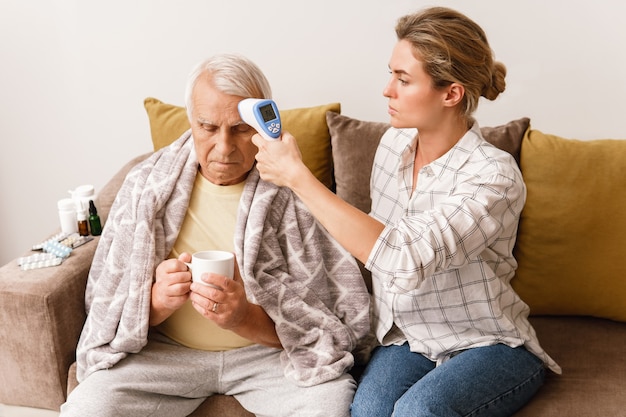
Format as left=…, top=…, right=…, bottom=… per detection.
left=196, top=116, right=246, bottom=127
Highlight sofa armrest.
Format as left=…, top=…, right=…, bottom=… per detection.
left=0, top=152, right=151, bottom=410
left=0, top=239, right=96, bottom=409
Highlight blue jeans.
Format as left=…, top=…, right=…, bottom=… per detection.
left=351, top=343, right=545, bottom=417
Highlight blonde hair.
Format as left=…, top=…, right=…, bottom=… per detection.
left=184, top=53, right=272, bottom=119
left=395, top=7, right=506, bottom=118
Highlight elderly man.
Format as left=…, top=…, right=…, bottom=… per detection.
left=60, top=53, right=370, bottom=417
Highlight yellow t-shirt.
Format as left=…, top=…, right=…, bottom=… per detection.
left=157, top=171, right=254, bottom=351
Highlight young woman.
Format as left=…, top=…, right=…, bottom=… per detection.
left=252, top=7, right=560, bottom=417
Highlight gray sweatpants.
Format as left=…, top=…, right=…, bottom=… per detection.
left=60, top=332, right=356, bottom=417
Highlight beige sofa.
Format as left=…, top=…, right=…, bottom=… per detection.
left=1, top=99, right=625, bottom=416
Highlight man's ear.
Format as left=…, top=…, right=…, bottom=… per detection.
left=443, top=83, right=465, bottom=108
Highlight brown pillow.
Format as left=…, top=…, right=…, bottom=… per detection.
left=327, top=112, right=529, bottom=213
left=327, top=112, right=390, bottom=213
left=481, top=117, right=529, bottom=166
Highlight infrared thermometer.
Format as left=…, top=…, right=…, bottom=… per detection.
left=238, top=98, right=282, bottom=140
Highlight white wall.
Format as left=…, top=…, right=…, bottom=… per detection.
left=1, top=0, right=625, bottom=265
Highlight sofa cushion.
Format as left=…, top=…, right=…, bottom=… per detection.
left=513, top=316, right=626, bottom=416
left=144, top=97, right=339, bottom=189
left=512, top=130, right=626, bottom=321
left=327, top=112, right=528, bottom=213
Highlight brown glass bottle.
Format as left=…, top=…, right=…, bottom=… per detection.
left=77, top=209, right=89, bottom=236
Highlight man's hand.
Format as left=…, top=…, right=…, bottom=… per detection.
left=190, top=259, right=282, bottom=348
left=189, top=259, right=249, bottom=329
left=149, top=253, right=192, bottom=326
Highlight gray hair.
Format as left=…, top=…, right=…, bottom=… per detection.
left=184, top=53, right=272, bottom=119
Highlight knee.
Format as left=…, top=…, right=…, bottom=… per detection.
left=60, top=377, right=121, bottom=417
left=392, top=395, right=424, bottom=417
left=391, top=390, right=448, bottom=417
left=351, top=388, right=395, bottom=417
left=292, top=375, right=356, bottom=417
left=61, top=393, right=118, bottom=417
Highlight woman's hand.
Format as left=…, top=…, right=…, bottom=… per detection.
left=252, top=131, right=305, bottom=189
left=256, top=128, right=385, bottom=265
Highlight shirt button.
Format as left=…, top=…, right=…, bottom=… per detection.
left=421, top=167, right=434, bottom=177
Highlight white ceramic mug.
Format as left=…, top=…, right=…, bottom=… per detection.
left=185, top=250, right=234, bottom=287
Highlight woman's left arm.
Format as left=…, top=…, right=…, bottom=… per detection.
left=369, top=171, right=525, bottom=292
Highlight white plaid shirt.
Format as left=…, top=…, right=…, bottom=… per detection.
left=367, top=123, right=560, bottom=372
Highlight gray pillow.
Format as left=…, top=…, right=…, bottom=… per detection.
left=327, top=111, right=529, bottom=213
left=327, top=112, right=390, bottom=213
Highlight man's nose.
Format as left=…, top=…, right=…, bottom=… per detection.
left=214, top=130, right=236, bottom=153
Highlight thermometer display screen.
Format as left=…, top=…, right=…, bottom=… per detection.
left=259, top=103, right=278, bottom=122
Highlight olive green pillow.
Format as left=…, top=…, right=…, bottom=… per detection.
left=144, top=97, right=191, bottom=151
left=144, top=97, right=340, bottom=189
left=512, top=129, right=626, bottom=321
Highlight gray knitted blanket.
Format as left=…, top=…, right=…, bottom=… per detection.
left=76, top=131, right=370, bottom=387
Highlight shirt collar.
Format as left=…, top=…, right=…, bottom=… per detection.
left=416, top=122, right=484, bottom=179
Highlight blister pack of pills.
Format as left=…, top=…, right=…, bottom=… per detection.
left=41, top=240, right=72, bottom=258
left=16, top=252, right=58, bottom=266
left=22, top=231, right=95, bottom=271
left=32, top=232, right=71, bottom=251
left=17, top=253, right=64, bottom=271
left=60, top=234, right=94, bottom=249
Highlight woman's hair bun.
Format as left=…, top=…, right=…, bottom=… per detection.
left=483, top=61, right=507, bottom=101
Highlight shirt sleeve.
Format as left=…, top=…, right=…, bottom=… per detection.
left=366, top=170, right=525, bottom=293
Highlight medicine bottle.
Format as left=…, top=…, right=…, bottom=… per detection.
left=88, top=200, right=102, bottom=236
left=58, top=198, right=78, bottom=235
left=70, top=184, right=97, bottom=214
left=77, top=209, right=89, bottom=236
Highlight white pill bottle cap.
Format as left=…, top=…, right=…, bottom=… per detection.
left=69, top=184, right=98, bottom=212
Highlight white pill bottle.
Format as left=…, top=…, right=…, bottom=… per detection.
left=57, top=198, right=78, bottom=235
